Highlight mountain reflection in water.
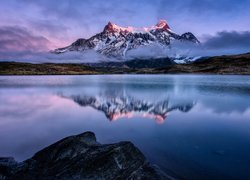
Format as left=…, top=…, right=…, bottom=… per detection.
left=62, top=94, right=195, bottom=124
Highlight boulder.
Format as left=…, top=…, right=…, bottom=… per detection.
left=0, top=132, right=172, bottom=180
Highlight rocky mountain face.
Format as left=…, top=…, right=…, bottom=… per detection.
left=0, top=132, right=171, bottom=179
left=52, top=20, right=200, bottom=58
left=63, top=94, right=195, bottom=124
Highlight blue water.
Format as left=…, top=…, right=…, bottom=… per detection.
left=0, top=75, right=250, bottom=179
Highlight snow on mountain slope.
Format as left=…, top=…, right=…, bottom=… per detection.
left=52, top=20, right=200, bottom=59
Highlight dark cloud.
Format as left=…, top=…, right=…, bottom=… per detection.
left=182, top=31, right=250, bottom=56
left=0, top=26, right=51, bottom=54
left=178, top=31, right=250, bottom=56
left=203, top=31, right=250, bottom=50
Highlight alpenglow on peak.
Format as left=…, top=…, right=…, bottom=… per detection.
left=53, top=20, right=200, bottom=57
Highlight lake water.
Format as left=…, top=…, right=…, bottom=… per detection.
left=0, top=75, right=250, bottom=179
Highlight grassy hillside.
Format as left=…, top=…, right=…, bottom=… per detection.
left=0, top=62, right=99, bottom=75
left=156, top=53, right=250, bottom=75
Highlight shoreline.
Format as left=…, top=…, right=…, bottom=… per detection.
left=0, top=59, right=250, bottom=75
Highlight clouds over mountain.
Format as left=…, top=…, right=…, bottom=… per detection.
left=0, top=26, right=107, bottom=62
left=1, top=0, right=250, bottom=41
left=0, top=0, right=249, bottom=61
left=203, top=31, right=250, bottom=50
left=0, top=26, right=51, bottom=53
left=0, top=25, right=249, bottom=62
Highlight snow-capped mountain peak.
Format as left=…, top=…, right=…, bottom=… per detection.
left=155, top=19, right=170, bottom=30
left=103, top=20, right=171, bottom=34
left=103, top=22, right=131, bottom=33
left=52, top=20, right=200, bottom=58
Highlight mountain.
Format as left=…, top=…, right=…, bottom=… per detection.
left=52, top=20, right=200, bottom=58
left=62, top=94, right=195, bottom=124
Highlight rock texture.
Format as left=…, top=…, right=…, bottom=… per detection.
left=0, top=132, right=172, bottom=180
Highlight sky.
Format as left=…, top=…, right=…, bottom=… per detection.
left=0, top=0, right=250, bottom=61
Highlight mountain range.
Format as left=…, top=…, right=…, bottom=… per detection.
left=52, top=20, right=200, bottom=59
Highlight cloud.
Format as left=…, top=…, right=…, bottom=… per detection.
left=27, top=20, right=69, bottom=39
left=127, top=31, right=250, bottom=59
left=1, top=29, right=250, bottom=63
left=186, top=31, right=250, bottom=56
left=0, top=26, right=51, bottom=55
left=180, top=31, right=250, bottom=57
left=0, top=50, right=109, bottom=63
left=1, top=0, right=250, bottom=51
left=183, top=31, right=250, bottom=56
left=43, top=50, right=109, bottom=63
left=0, top=25, right=108, bottom=63
left=177, top=31, right=250, bottom=57
left=203, top=31, right=250, bottom=50
left=125, top=42, right=198, bottom=59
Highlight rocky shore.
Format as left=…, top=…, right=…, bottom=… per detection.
left=0, top=132, right=173, bottom=180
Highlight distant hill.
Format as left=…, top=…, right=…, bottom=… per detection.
left=155, top=53, right=250, bottom=74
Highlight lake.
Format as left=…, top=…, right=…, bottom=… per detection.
left=0, top=75, right=250, bottom=179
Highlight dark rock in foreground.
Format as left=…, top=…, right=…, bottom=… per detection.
left=0, top=132, right=172, bottom=180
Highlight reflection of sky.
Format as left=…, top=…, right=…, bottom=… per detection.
left=0, top=75, right=250, bottom=179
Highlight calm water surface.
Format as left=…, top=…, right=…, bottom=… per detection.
left=0, top=75, right=250, bottom=179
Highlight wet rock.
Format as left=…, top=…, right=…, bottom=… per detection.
left=0, top=132, right=171, bottom=180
